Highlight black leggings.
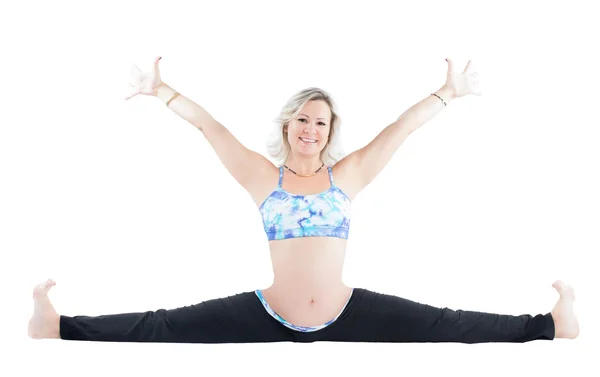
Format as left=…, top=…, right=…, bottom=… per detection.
left=59, top=288, right=555, bottom=344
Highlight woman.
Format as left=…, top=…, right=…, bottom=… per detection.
left=28, top=57, right=579, bottom=343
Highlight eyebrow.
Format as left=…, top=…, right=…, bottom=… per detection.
left=299, top=113, right=329, bottom=120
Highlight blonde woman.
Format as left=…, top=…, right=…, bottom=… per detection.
left=28, top=57, right=579, bottom=343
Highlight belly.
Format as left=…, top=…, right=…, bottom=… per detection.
left=259, top=237, right=353, bottom=327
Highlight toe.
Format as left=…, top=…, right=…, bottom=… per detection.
left=33, top=279, right=56, bottom=297
left=552, top=281, right=576, bottom=300
left=43, top=280, right=56, bottom=293
left=552, top=280, right=565, bottom=290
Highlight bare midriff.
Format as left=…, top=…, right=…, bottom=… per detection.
left=259, top=236, right=354, bottom=327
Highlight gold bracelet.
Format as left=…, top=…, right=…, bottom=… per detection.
left=166, top=92, right=180, bottom=107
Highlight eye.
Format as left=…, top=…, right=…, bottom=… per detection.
left=298, top=118, right=307, bottom=123
left=318, top=122, right=327, bottom=126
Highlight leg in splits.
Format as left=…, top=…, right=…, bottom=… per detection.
left=28, top=279, right=295, bottom=344
left=312, top=281, right=578, bottom=344
left=28, top=279, right=578, bottom=344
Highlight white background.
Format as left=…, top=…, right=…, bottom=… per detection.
left=2, top=0, right=598, bottom=376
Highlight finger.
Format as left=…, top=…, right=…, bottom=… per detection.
left=130, top=64, right=142, bottom=78
left=124, top=91, right=139, bottom=101
left=463, top=60, right=473, bottom=74
left=446, top=58, right=454, bottom=72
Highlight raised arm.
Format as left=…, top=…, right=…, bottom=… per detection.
left=336, top=59, right=481, bottom=196
left=125, top=57, right=274, bottom=193
left=155, top=83, right=274, bottom=189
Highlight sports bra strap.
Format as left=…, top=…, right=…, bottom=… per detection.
left=327, top=166, right=336, bottom=187
left=278, top=166, right=284, bottom=187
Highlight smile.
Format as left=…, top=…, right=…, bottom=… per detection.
left=299, top=137, right=317, bottom=144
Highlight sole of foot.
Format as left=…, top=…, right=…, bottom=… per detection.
left=551, top=280, right=579, bottom=339
left=28, top=279, right=60, bottom=339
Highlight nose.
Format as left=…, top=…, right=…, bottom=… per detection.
left=303, top=121, right=318, bottom=132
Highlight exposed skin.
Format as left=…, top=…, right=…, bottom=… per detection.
left=28, top=57, right=579, bottom=340
left=27, top=277, right=580, bottom=340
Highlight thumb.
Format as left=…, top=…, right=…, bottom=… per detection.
left=153, top=56, right=162, bottom=76
left=446, top=58, right=454, bottom=72
left=124, top=91, right=138, bottom=101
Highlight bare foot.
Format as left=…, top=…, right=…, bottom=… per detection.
left=550, top=280, right=579, bottom=339
left=28, top=279, right=61, bottom=339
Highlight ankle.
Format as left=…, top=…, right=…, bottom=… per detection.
left=48, top=314, right=61, bottom=339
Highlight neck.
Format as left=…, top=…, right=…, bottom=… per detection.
left=284, top=155, right=324, bottom=176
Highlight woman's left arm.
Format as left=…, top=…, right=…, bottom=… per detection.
left=341, top=59, right=481, bottom=193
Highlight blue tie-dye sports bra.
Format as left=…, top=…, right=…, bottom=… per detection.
left=259, top=166, right=351, bottom=241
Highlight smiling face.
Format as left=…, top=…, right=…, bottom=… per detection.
left=285, top=100, right=332, bottom=159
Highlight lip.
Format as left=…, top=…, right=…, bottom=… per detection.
left=298, top=137, right=318, bottom=143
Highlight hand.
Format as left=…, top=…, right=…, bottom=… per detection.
left=125, top=56, right=164, bottom=101
left=445, top=58, right=482, bottom=98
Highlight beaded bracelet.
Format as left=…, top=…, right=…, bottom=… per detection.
left=431, top=93, right=446, bottom=106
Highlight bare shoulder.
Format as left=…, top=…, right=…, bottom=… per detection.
left=331, top=153, right=362, bottom=201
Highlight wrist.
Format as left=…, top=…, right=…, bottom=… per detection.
left=434, top=85, right=457, bottom=105
left=155, top=83, right=177, bottom=103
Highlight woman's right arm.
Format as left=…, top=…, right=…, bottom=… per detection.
left=155, top=83, right=275, bottom=191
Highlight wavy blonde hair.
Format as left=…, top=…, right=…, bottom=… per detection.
left=266, top=87, right=346, bottom=167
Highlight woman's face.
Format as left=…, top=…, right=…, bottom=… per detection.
left=285, top=100, right=331, bottom=158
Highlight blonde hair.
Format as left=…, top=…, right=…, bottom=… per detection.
left=266, top=87, right=345, bottom=167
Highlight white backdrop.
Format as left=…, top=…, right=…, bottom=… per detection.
left=2, top=0, right=598, bottom=376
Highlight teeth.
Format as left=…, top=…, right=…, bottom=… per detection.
left=299, top=137, right=317, bottom=143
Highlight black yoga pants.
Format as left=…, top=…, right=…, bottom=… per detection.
left=59, top=288, right=555, bottom=344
